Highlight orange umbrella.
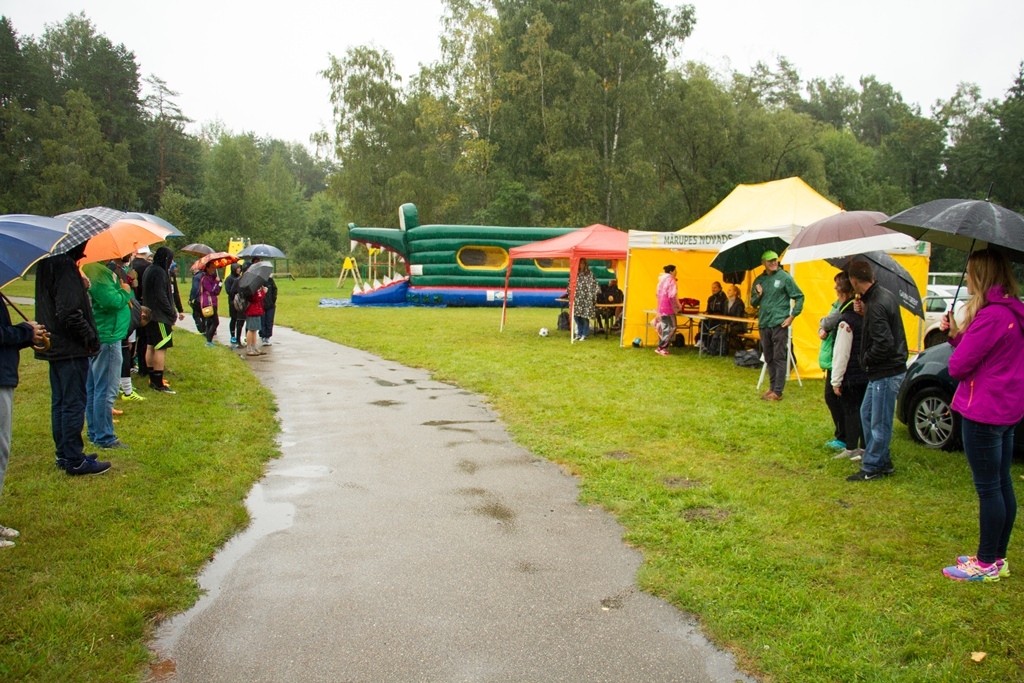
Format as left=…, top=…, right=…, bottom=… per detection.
left=78, top=218, right=173, bottom=264
left=190, top=251, right=239, bottom=272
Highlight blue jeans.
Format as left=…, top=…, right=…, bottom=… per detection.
left=962, top=418, right=1017, bottom=563
left=573, top=316, right=590, bottom=338
left=86, top=342, right=121, bottom=446
left=859, top=372, right=904, bottom=473
left=49, top=357, right=90, bottom=462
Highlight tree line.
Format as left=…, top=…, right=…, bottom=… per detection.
left=2, top=5, right=1023, bottom=272
left=0, top=13, right=343, bottom=264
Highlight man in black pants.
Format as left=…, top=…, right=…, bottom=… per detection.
left=34, top=243, right=111, bottom=475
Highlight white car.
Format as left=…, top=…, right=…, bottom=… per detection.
left=921, top=285, right=970, bottom=348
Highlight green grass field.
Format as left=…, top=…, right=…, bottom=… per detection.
left=1, top=276, right=1022, bottom=682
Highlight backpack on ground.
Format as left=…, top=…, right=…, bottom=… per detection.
left=557, top=311, right=570, bottom=331
left=734, top=349, right=762, bottom=369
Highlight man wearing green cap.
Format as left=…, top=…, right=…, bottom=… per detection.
left=750, top=250, right=804, bottom=400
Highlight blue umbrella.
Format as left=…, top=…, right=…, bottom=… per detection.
left=237, top=243, right=287, bottom=259
left=0, top=214, right=71, bottom=288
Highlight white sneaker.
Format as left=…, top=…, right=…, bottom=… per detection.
left=833, top=448, right=863, bottom=460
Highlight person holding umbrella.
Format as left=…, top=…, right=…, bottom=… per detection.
left=1, top=298, right=47, bottom=546
left=750, top=251, right=804, bottom=400
left=199, top=262, right=223, bottom=346
left=35, top=242, right=111, bottom=475
left=243, top=284, right=267, bottom=357
left=939, top=249, right=1024, bottom=582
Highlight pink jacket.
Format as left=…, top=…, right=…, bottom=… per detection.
left=949, top=285, right=1024, bottom=425
left=656, top=273, right=679, bottom=315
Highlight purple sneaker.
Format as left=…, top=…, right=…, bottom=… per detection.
left=943, top=557, right=1000, bottom=582
left=956, top=555, right=1008, bottom=578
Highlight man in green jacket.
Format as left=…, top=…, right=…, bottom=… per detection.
left=83, top=258, right=133, bottom=450
left=750, top=250, right=804, bottom=401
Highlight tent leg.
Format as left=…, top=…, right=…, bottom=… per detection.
left=788, top=325, right=802, bottom=387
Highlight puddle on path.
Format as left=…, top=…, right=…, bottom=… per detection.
left=369, top=399, right=403, bottom=407
left=150, top=483, right=294, bottom=663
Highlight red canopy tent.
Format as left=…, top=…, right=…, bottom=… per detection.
left=499, top=224, right=628, bottom=339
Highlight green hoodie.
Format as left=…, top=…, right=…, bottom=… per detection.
left=83, top=262, right=132, bottom=344
left=750, top=267, right=804, bottom=329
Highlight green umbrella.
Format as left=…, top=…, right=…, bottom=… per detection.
left=710, top=231, right=789, bottom=273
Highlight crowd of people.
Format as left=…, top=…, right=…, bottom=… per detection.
left=0, top=239, right=277, bottom=547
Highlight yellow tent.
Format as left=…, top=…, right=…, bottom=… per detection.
left=678, top=176, right=843, bottom=239
left=620, top=178, right=931, bottom=379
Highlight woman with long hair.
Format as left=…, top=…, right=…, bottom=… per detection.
left=941, top=248, right=1024, bottom=582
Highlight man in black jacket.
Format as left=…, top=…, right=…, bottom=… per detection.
left=34, top=243, right=111, bottom=475
left=259, top=260, right=278, bottom=346
left=141, top=247, right=181, bottom=394
left=846, top=260, right=908, bottom=482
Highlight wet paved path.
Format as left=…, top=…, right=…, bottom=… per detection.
left=153, top=321, right=754, bottom=683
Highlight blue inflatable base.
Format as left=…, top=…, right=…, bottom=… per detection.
left=350, top=281, right=565, bottom=308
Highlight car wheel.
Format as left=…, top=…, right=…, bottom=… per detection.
left=924, top=330, right=949, bottom=348
left=908, top=387, right=961, bottom=450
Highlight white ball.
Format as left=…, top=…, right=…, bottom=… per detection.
left=539, top=328, right=549, bottom=337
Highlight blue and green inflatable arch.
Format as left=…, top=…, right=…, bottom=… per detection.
left=348, top=204, right=612, bottom=306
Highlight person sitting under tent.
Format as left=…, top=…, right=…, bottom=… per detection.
left=597, top=279, right=623, bottom=331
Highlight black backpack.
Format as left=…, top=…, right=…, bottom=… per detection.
left=556, top=311, right=570, bottom=331
left=232, top=291, right=250, bottom=312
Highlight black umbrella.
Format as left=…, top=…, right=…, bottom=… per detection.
left=827, top=251, right=924, bottom=318
left=237, top=261, right=274, bottom=297
left=881, top=199, right=1024, bottom=262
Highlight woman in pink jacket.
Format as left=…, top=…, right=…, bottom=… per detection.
left=940, top=248, right=1024, bottom=582
left=654, top=264, right=679, bottom=357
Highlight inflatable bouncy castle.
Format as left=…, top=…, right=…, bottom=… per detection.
left=348, top=204, right=612, bottom=306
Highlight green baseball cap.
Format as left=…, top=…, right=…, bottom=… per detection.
left=761, top=250, right=779, bottom=261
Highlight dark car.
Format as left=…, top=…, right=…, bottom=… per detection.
left=896, top=342, right=1024, bottom=452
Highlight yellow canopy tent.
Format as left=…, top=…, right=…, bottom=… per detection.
left=620, top=178, right=931, bottom=379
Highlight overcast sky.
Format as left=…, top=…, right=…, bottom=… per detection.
left=4, top=1, right=1023, bottom=147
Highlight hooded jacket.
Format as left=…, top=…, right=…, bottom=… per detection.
left=655, top=272, right=679, bottom=315
left=33, top=248, right=99, bottom=361
left=949, top=285, right=1024, bottom=425
left=142, top=247, right=176, bottom=325
left=82, top=261, right=131, bottom=344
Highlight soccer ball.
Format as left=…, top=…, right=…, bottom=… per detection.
left=632, top=337, right=643, bottom=348
left=539, top=328, right=549, bottom=337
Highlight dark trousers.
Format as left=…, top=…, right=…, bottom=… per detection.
left=204, top=307, right=219, bottom=342
left=192, top=306, right=206, bottom=335
left=824, top=369, right=845, bottom=442
left=838, top=382, right=867, bottom=450
left=260, top=306, right=276, bottom=340
left=761, top=325, right=790, bottom=396
left=962, top=418, right=1017, bottom=563
left=229, top=309, right=245, bottom=342
left=48, top=357, right=89, bottom=463
left=120, top=338, right=132, bottom=379
left=136, top=333, right=150, bottom=377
